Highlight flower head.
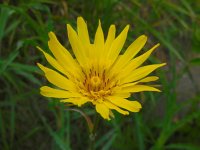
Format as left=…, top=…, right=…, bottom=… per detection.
left=37, top=17, right=165, bottom=120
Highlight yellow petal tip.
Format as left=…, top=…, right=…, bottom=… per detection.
left=36, top=62, right=42, bottom=67
left=125, top=24, right=130, bottom=30
left=48, top=31, right=54, bottom=37
left=141, top=34, right=147, bottom=39
left=156, top=43, right=160, bottom=47
left=66, top=24, right=70, bottom=29
left=36, top=46, right=44, bottom=52
left=161, top=63, right=167, bottom=66
left=77, top=16, right=84, bottom=21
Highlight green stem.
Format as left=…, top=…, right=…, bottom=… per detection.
left=89, top=114, right=100, bottom=150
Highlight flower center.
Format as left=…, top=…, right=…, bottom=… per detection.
left=90, top=76, right=101, bottom=87
left=76, top=67, right=119, bottom=101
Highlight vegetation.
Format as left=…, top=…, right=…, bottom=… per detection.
left=0, top=0, right=200, bottom=149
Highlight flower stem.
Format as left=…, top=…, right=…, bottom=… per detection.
left=89, top=114, right=100, bottom=150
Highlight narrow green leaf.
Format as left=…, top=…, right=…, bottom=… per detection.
left=0, top=50, right=19, bottom=74
left=166, top=143, right=200, bottom=150
left=190, top=58, right=200, bottom=65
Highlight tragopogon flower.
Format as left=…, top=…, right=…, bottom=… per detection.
left=37, top=17, right=165, bottom=120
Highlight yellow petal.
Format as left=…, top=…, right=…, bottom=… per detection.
left=124, top=43, right=159, bottom=71
left=77, top=17, right=90, bottom=46
left=123, top=35, right=147, bottom=61
left=94, top=20, right=104, bottom=47
left=101, top=25, right=116, bottom=67
left=107, top=96, right=142, bottom=112
left=120, top=76, right=159, bottom=88
left=112, top=92, right=131, bottom=98
left=37, top=46, right=68, bottom=76
left=94, top=20, right=104, bottom=60
left=60, top=97, right=90, bottom=107
left=107, top=25, right=129, bottom=66
left=37, top=63, right=76, bottom=91
left=67, top=24, right=88, bottom=67
left=104, top=101, right=129, bottom=115
left=104, top=25, right=116, bottom=52
left=121, top=63, right=166, bottom=84
left=139, top=76, right=159, bottom=82
left=117, top=44, right=160, bottom=79
left=122, top=85, right=161, bottom=93
left=48, top=32, right=80, bottom=75
left=40, top=86, right=81, bottom=98
left=77, top=17, right=91, bottom=58
left=109, top=35, right=147, bottom=75
left=95, top=103, right=110, bottom=120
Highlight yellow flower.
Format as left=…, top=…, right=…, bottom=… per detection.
left=37, top=17, right=165, bottom=120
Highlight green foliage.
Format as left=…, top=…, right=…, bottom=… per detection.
left=0, top=0, right=200, bottom=149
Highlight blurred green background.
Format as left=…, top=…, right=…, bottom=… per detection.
left=0, top=0, right=200, bottom=150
